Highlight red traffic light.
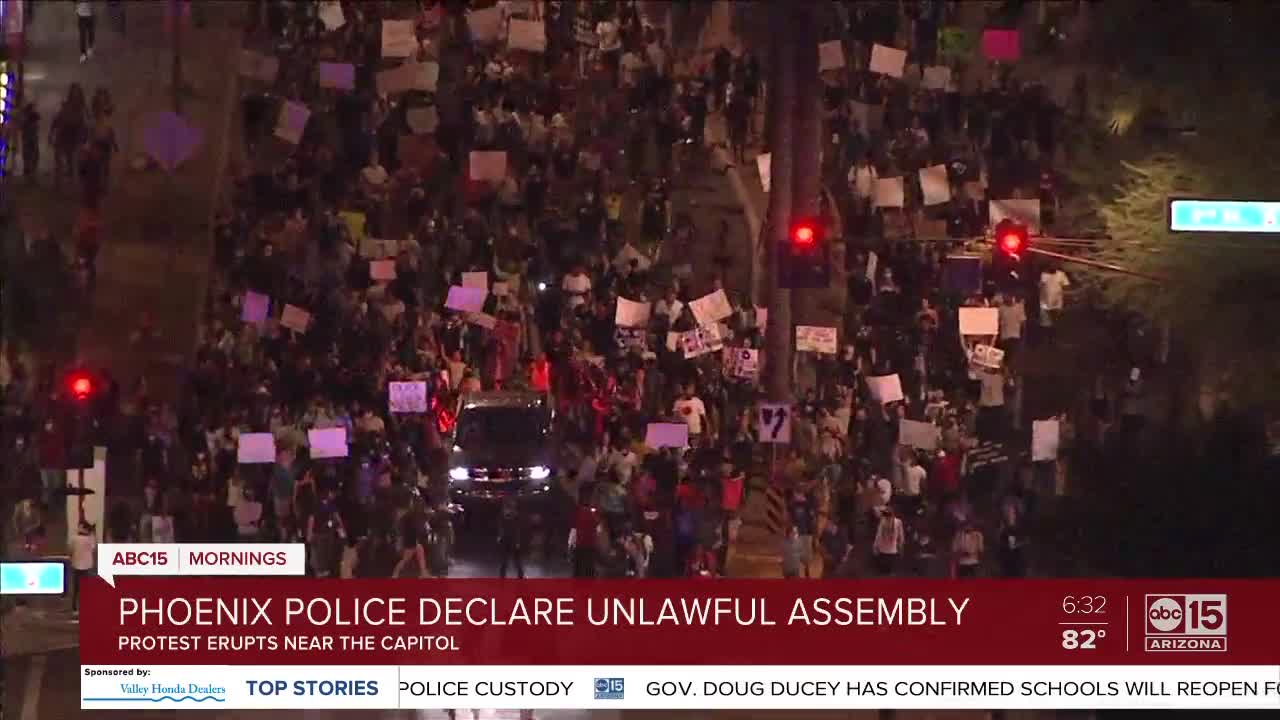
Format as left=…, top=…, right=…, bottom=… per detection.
left=994, top=219, right=1028, bottom=256
left=790, top=220, right=820, bottom=249
left=67, top=372, right=94, bottom=401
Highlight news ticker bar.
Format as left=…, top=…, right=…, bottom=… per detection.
left=81, top=665, right=1280, bottom=710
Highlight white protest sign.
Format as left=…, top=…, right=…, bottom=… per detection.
left=870, top=44, right=907, bottom=78
left=681, top=324, right=724, bottom=359
left=462, top=271, right=488, bottom=289
left=867, top=374, right=905, bottom=404
left=919, top=164, right=951, bottom=206
left=757, top=403, right=792, bottom=444
left=989, top=198, right=1042, bottom=234
left=308, top=427, right=349, bottom=459
left=959, top=307, right=999, bottom=336
left=467, top=6, right=504, bottom=44
left=1032, top=419, right=1061, bottom=462
left=237, top=433, right=277, bottom=464
left=922, top=65, right=952, bottom=91
left=370, top=259, right=397, bottom=281
left=690, top=289, right=733, bottom=327
left=731, top=348, right=759, bottom=381
left=274, top=101, right=310, bottom=145
left=508, top=18, right=547, bottom=52
left=899, top=419, right=940, bottom=451
left=795, top=325, right=838, bottom=354
left=389, top=381, right=428, bottom=413
left=756, top=152, right=771, bottom=193
left=873, top=176, right=905, bottom=208
left=318, top=1, right=345, bottom=31
left=407, top=106, right=439, bottom=135
left=318, top=62, right=355, bottom=90
left=238, top=50, right=279, bottom=83
left=818, top=40, right=845, bottom=71
left=469, top=151, right=508, bottom=182
left=615, top=297, right=652, bottom=328
left=971, top=343, right=1005, bottom=370
left=645, top=422, right=689, bottom=449
left=445, top=286, right=487, bottom=313
left=280, top=304, right=312, bottom=333
left=382, top=20, right=418, bottom=58
left=466, top=312, right=498, bottom=330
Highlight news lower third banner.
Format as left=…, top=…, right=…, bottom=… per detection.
left=77, top=576, right=1280, bottom=710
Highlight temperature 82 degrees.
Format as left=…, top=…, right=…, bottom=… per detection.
left=1059, top=595, right=1110, bottom=652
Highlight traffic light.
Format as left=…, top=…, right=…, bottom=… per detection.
left=67, top=370, right=96, bottom=402
left=779, top=218, right=831, bottom=289
left=993, top=219, right=1029, bottom=258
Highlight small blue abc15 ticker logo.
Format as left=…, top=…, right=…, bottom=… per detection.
left=594, top=678, right=625, bottom=700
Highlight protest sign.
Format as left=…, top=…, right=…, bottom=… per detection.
left=681, top=324, right=724, bottom=359
left=938, top=27, right=977, bottom=59
left=729, top=348, right=759, bottom=381
left=274, top=101, right=310, bottom=145
left=318, top=62, right=355, bottom=90
left=870, top=44, right=907, bottom=78
left=615, top=297, right=651, bottom=328
left=382, top=20, right=417, bottom=58
left=989, top=198, right=1042, bottom=234
left=922, top=65, right=952, bottom=91
left=237, top=433, right=276, bottom=464
left=445, top=286, right=487, bottom=313
left=308, top=427, right=348, bottom=459
left=873, top=177, right=905, bottom=208
left=359, top=237, right=399, bottom=259
left=867, top=374, right=905, bottom=404
left=690, top=289, right=733, bottom=327
left=466, top=312, right=497, bottom=330
left=280, top=305, right=311, bottom=333
left=818, top=40, right=844, bottom=71
left=982, top=29, right=1021, bottom=62
left=241, top=291, right=270, bottom=324
left=942, top=255, right=983, bottom=296
left=615, top=327, right=648, bottom=351
left=469, top=151, right=508, bottom=182
left=142, top=111, right=203, bottom=173
left=959, top=307, right=999, bottom=336
left=757, top=403, right=792, bottom=444
left=370, top=260, right=397, bottom=282
left=388, top=381, right=428, bottom=414
left=867, top=251, right=879, bottom=285
left=971, top=344, right=1005, bottom=370
left=645, top=423, right=689, bottom=449
left=238, top=50, right=279, bottom=83
left=1032, top=419, right=1061, bottom=462
left=467, top=6, right=504, bottom=44
left=508, top=18, right=546, bottom=52
left=899, top=419, right=941, bottom=451
left=964, top=441, right=1009, bottom=474
left=795, top=326, right=838, bottom=354
left=318, top=1, right=345, bottom=31
left=339, top=211, right=367, bottom=244
left=377, top=62, right=439, bottom=95
left=919, top=164, right=951, bottom=206
left=462, top=272, right=488, bottom=289
left=407, top=106, right=439, bottom=135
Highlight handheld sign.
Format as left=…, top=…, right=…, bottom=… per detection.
left=757, top=403, right=792, bottom=444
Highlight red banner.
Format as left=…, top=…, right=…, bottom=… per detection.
left=80, top=578, right=1280, bottom=666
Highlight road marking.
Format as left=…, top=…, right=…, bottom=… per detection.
left=20, top=653, right=47, bottom=720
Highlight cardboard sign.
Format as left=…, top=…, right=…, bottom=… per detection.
left=959, top=307, right=999, bottom=336
left=615, top=297, right=651, bottom=328
left=690, top=289, right=733, bottom=327
left=466, top=312, right=497, bottom=330
left=318, top=1, right=345, bottom=31
left=407, top=106, right=439, bottom=135
left=899, top=419, right=940, bottom=451
left=756, top=152, right=772, bottom=193
left=645, top=422, right=689, bottom=449
left=377, top=62, right=440, bottom=94
left=237, top=433, right=277, bottom=464
left=274, top=101, right=310, bottom=145
left=989, top=198, right=1042, bottom=234
left=818, top=40, right=844, bottom=71
left=461, top=271, right=488, bottom=290
left=382, top=20, right=418, bottom=58
left=873, top=177, right=905, bottom=208
left=1032, top=419, right=1061, bottom=462
left=318, top=62, right=355, bottom=91
left=388, top=381, right=428, bottom=414
left=445, top=286, right=487, bottom=313
left=469, top=151, right=508, bottom=182
left=280, top=304, right=312, bottom=333
left=238, top=50, right=279, bottom=83
left=971, top=344, right=1005, bottom=370
left=508, top=18, right=546, bottom=52
left=241, top=291, right=270, bottom=324
left=919, top=164, right=951, bottom=206
left=942, top=255, right=983, bottom=296
left=359, top=237, right=400, bottom=259
left=339, top=211, right=367, bottom=244
left=727, top=347, right=759, bottom=381
left=867, top=374, right=905, bottom=404
left=922, top=65, right=952, bottom=91
left=370, top=259, right=397, bottom=282
left=982, top=29, right=1022, bottom=62
left=681, top=324, right=725, bottom=359
left=615, top=327, right=648, bottom=351
left=795, top=326, right=838, bottom=354
left=869, top=44, right=907, bottom=78
left=467, top=6, right=504, bottom=44
left=757, top=403, right=792, bottom=444
left=308, top=427, right=348, bottom=459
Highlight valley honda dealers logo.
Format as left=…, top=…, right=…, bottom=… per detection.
left=1144, top=594, right=1227, bottom=652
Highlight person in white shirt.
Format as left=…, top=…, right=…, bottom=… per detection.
left=70, top=521, right=96, bottom=612
left=997, top=292, right=1027, bottom=359
left=76, top=1, right=96, bottom=63
left=652, top=288, right=684, bottom=324
left=235, top=488, right=264, bottom=540
left=897, top=453, right=927, bottom=516
left=605, top=441, right=640, bottom=485
left=872, top=508, right=904, bottom=576
left=951, top=522, right=985, bottom=578
left=1038, top=269, right=1070, bottom=340
left=848, top=155, right=877, bottom=215
left=672, top=387, right=710, bottom=440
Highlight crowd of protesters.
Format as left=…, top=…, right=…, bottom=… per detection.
left=4, top=0, right=1141, bottom=583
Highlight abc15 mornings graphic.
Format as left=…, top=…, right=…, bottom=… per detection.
left=1144, top=594, right=1227, bottom=652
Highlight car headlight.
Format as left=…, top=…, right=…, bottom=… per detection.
left=449, top=467, right=469, bottom=481
left=528, top=466, right=551, bottom=481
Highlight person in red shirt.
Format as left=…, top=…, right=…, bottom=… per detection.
left=570, top=490, right=600, bottom=578
left=530, top=352, right=551, bottom=393
left=932, top=449, right=961, bottom=502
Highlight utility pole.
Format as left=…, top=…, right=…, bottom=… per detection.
left=762, top=3, right=796, bottom=403
left=171, top=0, right=184, bottom=112
left=787, top=2, right=822, bottom=329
